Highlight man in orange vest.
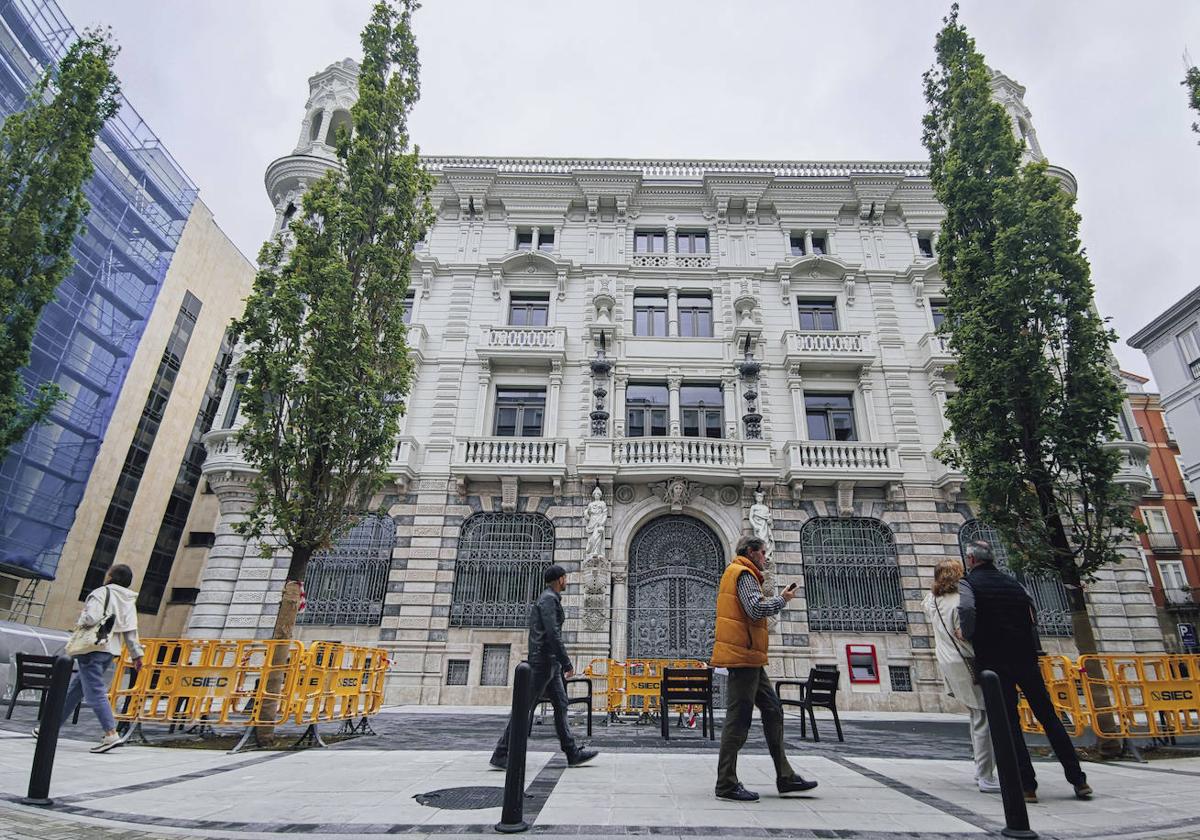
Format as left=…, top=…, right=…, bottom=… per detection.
left=711, top=535, right=818, bottom=802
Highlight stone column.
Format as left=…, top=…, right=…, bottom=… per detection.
left=804, top=229, right=814, bottom=256
left=613, top=372, right=628, bottom=437
left=546, top=362, right=563, bottom=437
left=667, top=286, right=680, bottom=337
left=910, top=230, right=921, bottom=258
left=826, top=229, right=838, bottom=256
left=789, top=369, right=807, bottom=440
left=666, top=222, right=677, bottom=256
left=722, top=373, right=739, bottom=439
left=473, top=364, right=491, bottom=435
left=668, top=374, right=682, bottom=436
left=531, top=226, right=541, bottom=251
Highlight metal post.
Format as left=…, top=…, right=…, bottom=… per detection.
left=22, top=654, right=73, bottom=806
left=495, top=661, right=532, bottom=833
left=979, top=669, right=1038, bottom=839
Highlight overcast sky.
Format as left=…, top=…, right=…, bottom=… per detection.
left=59, top=0, right=1200, bottom=380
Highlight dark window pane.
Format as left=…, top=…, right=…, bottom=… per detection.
left=652, top=311, right=667, bottom=335
left=807, top=412, right=831, bottom=440
left=522, top=408, right=544, bottom=437
left=516, top=231, right=533, bottom=250
left=495, top=407, right=518, bottom=436
left=812, top=236, right=826, bottom=256
left=679, top=311, right=694, bottom=336
left=509, top=308, right=527, bottom=327
left=681, top=385, right=722, bottom=407
left=790, top=236, right=805, bottom=256
left=805, top=394, right=853, bottom=412
left=682, top=410, right=699, bottom=437
left=634, top=310, right=649, bottom=335
left=832, top=412, right=857, bottom=441
left=651, top=409, right=668, bottom=436
left=918, top=237, right=934, bottom=258
left=628, top=413, right=645, bottom=437
left=798, top=300, right=838, bottom=331
left=538, top=230, right=555, bottom=251
left=627, top=384, right=669, bottom=405
left=706, top=413, right=723, bottom=438
left=402, top=292, right=415, bottom=325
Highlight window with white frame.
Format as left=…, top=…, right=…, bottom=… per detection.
left=493, top=388, right=545, bottom=437
left=1158, top=560, right=1190, bottom=603
left=797, top=299, right=838, bottom=331
left=508, top=293, right=549, bottom=327
left=676, top=230, right=709, bottom=254
left=634, top=230, right=667, bottom=253
left=1143, top=507, right=1172, bottom=533
left=681, top=384, right=724, bottom=439
left=1175, top=455, right=1195, bottom=497
left=1178, top=323, right=1200, bottom=379
left=806, top=393, right=856, bottom=441
left=626, top=384, right=669, bottom=437
left=633, top=293, right=669, bottom=336
left=678, top=294, right=713, bottom=337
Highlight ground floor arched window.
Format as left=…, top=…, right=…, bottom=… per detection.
left=451, top=512, right=555, bottom=628
left=801, top=517, right=907, bottom=632
left=298, top=514, right=394, bottom=626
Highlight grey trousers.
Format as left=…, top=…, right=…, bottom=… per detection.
left=716, top=666, right=796, bottom=794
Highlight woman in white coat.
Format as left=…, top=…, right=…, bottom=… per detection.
left=922, top=558, right=999, bottom=793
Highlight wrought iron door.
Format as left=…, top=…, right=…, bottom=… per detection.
left=958, top=520, right=1072, bottom=636
left=627, top=515, right=724, bottom=659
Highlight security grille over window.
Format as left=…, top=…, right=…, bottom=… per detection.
left=451, top=513, right=555, bottom=628
left=297, top=515, right=394, bottom=626
left=958, top=520, right=1072, bottom=637
left=889, top=665, right=913, bottom=692
left=446, top=660, right=470, bottom=686
left=801, top=517, right=907, bottom=632
left=481, top=644, right=511, bottom=686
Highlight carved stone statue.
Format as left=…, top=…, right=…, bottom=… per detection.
left=584, top=486, right=607, bottom=560
left=748, top=489, right=774, bottom=563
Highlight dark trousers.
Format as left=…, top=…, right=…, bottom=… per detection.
left=990, top=659, right=1086, bottom=792
left=716, top=666, right=796, bottom=794
left=491, top=662, right=578, bottom=763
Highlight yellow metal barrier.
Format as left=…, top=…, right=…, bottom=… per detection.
left=582, top=658, right=707, bottom=717
left=1018, top=653, right=1200, bottom=742
left=108, top=638, right=389, bottom=744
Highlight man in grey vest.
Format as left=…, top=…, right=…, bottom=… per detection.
left=958, top=539, right=1092, bottom=803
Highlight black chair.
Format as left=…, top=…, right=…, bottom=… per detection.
left=775, top=663, right=835, bottom=714
left=6, top=653, right=81, bottom=723
left=659, top=667, right=714, bottom=740
left=535, top=675, right=593, bottom=737
left=793, top=665, right=843, bottom=742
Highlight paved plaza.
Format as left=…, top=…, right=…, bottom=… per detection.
left=2, top=705, right=1200, bottom=839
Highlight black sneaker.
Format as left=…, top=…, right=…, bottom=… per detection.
left=489, top=757, right=506, bottom=770
left=777, top=775, right=819, bottom=794
left=716, top=784, right=760, bottom=802
left=1074, top=782, right=1093, bottom=800
left=567, top=748, right=598, bottom=767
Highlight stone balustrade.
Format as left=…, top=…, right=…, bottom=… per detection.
left=613, top=436, right=745, bottom=468
left=631, top=253, right=711, bottom=269
left=482, top=325, right=566, bottom=351
left=452, top=436, right=568, bottom=480
left=783, top=330, right=874, bottom=371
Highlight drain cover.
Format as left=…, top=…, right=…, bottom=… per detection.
left=413, top=786, right=505, bottom=810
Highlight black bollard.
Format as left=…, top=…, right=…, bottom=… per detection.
left=22, top=654, right=74, bottom=806
left=495, top=661, right=532, bottom=834
left=979, top=669, right=1038, bottom=840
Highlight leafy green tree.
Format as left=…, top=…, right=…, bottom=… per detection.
left=923, top=5, right=1139, bottom=655
left=0, top=32, right=120, bottom=454
left=1185, top=59, right=1200, bottom=141
left=233, top=0, right=432, bottom=651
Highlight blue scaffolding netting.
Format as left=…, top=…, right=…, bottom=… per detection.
left=0, top=0, right=198, bottom=580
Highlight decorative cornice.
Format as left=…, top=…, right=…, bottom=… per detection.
left=422, top=156, right=929, bottom=179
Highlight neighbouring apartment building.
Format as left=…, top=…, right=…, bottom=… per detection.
left=1122, top=371, right=1200, bottom=650
left=189, top=59, right=1161, bottom=711
left=0, top=0, right=255, bottom=636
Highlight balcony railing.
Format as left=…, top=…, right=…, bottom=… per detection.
left=200, top=427, right=255, bottom=477
left=783, top=330, right=874, bottom=371
left=1147, top=531, right=1181, bottom=553
left=783, top=439, right=902, bottom=486
left=919, top=331, right=954, bottom=374
left=452, top=436, right=568, bottom=479
left=1103, top=440, right=1153, bottom=498
left=631, top=253, right=711, bottom=269
left=614, top=436, right=745, bottom=469
left=477, top=325, right=567, bottom=364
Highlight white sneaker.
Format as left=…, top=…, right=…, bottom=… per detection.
left=30, top=726, right=39, bottom=738
left=977, top=776, right=1002, bottom=793
left=90, top=732, right=122, bottom=754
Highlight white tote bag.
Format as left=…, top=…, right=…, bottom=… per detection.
left=64, top=585, right=116, bottom=657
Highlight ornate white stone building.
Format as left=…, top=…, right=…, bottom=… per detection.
left=190, top=61, right=1161, bottom=710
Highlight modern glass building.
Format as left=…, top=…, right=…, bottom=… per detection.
left=0, top=0, right=197, bottom=583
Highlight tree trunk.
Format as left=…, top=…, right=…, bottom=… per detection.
left=254, top=544, right=313, bottom=742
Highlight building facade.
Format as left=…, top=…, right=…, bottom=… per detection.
left=190, top=61, right=1161, bottom=711
left=1122, top=371, right=1200, bottom=649
left=0, top=0, right=255, bottom=632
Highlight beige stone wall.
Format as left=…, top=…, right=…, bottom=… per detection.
left=40, top=200, right=254, bottom=637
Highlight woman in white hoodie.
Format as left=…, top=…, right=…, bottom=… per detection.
left=60, top=563, right=144, bottom=753
left=921, top=558, right=999, bottom=793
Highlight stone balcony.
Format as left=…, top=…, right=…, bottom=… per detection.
left=388, top=436, right=420, bottom=491
left=1103, top=439, right=1153, bottom=500
left=631, top=253, right=712, bottom=269
left=450, top=436, right=568, bottom=483
left=919, top=331, right=954, bottom=375
left=592, top=436, right=774, bottom=483
left=476, top=325, right=567, bottom=366
left=405, top=323, right=428, bottom=363
left=782, top=330, right=875, bottom=372
left=782, top=439, right=902, bottom=488
left=201, top=427, right=252, bottom=475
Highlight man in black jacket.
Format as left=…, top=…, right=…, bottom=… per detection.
left=490, top=564, right=598, bottom=769
left=958, top=540, right=1092, bottom=803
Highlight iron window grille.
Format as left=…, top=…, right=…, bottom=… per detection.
left=676, top=231, right=709, bottom=254
left=797, top=299, right=838, bottom=331
left=681, top=385, right=724, bottom=438
left=450, top=513, right=555, bottom=628
left=493, top=388, right=546, bottom=437
left=626, top=384, right=669, bottom=437
left=446, top=660, right=470, bottom=686
left=958, top=520, right=1072, bottom=637
left=634, top=230, right=667, bottom=253
left=633, top=293, right=669, bottom=336
left=889, top=665, right=913, bottom=692
left=678, top=295, right=714, bottom=338
left=508, top=294, right=549, bottom=327
left=297, top=515, right=394, bottom=626
left=481, top=644, right=512, bottom=686
left=801, top=517, right=907, bottom=633
left=805, top=393, right=857, bottom=441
